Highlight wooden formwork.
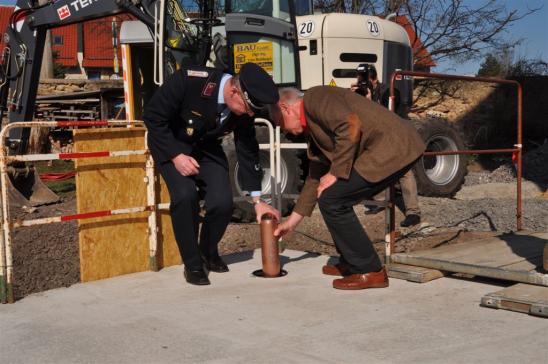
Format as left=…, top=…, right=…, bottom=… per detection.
left=74, top=127, right=180, bottom=282
left=391, top=232, right=548, bottom=286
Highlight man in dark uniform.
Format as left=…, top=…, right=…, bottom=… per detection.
left=143, top=63, right=280, bottom=286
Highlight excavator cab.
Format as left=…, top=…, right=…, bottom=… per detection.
left=121, top=0, right=310, bottom=120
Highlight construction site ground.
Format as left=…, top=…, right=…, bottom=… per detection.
left=1, top=248, right=547, bottom=364
left=9, top=157, right=548, bottom=300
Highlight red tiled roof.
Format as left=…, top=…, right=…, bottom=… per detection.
left=393, top=16, right=436, bottom=68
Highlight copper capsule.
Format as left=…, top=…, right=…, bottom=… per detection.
left=260, top=214, right=280, bottom=277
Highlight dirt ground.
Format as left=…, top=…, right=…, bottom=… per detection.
left=10, top=194, right=79, bottom=300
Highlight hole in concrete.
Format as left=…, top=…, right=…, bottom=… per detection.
left=252, top=269, right=288, bottom=278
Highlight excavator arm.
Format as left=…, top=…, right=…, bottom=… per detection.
left=0, top=0, right=157, bottom=154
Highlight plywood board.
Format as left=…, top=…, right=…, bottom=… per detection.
left=74, top=127, right=180, bottom=282
left=481, top=283, right=548, bottom=317
left=387, top=263, right=446, bottom=283
left=391, top=232, right=548, bottom=286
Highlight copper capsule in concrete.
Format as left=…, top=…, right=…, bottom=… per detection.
left=260, top=214, right=280, bottom=277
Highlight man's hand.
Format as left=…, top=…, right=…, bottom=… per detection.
left=350, top=82, right=358, bottom=92
left=172, top=153, right=200, bottom=176
left=254, top=201, right=281, bottom=223
left=274, top=212, right=304, bottom=238
left=317, top=172, right=338, bottom=198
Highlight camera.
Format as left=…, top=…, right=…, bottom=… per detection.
left=355, top=63, right=373, bottom=96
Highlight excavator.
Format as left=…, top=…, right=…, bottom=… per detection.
left=0, top=0, right=467, bottom=215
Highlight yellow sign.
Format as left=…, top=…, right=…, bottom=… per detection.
left=329, top=79, right=337, bottom=87
left=233, top=42, right=273, bottom=74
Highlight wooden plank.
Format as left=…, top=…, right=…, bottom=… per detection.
left=391, top=254, right=548, bottom=286
left=387, top=263, right=446, bottom=283
left=402, top=233, right=547, bottom=269
left=74, top=127, right=180, bottom=282
left=481, top=283, right=548, bottom=317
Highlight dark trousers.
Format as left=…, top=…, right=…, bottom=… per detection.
left=158, top=150, right=233, bottom=271
left=318, top=165, right=412, bottom=274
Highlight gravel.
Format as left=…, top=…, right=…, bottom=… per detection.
left=420, top=196, right=547, bottom=232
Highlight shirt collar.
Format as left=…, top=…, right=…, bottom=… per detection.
left=217, top=74, right=232, bottom=105
left=299, top=100, right=308, bottom=133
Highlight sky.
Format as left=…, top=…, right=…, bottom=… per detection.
left=435, top=0, right=548, bottom=75
left=0, top=0, right=546, bottom=75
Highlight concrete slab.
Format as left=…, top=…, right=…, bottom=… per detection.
left=1, top=250, right=547, bottom=364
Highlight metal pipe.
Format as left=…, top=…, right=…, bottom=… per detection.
left=516, top=83, right=523, bottom=230
left=275, top=126, right=282, bottom=213
left=260, top=214, right=280, bottom=277
left=144, top=132, right=159, bottom=271
left=389, top=185, right=396, bottom=258
left=389, top=70, right=523, bottom=231
left=423, top=148, right=519, bottom=156
left=0, top=140, right=8, bottom=303
left=0, top=127, right=13, bottom=302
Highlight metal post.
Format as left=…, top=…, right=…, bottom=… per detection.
left=144, top=132, right=159, bottom=271
left=389, top=70, right=524, bottom=232
left=516, top=84, right=523, bottom=231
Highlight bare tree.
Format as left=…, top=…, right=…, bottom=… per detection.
left=313, top=0, right=539, bottom=67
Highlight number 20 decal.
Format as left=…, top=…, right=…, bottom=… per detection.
left=367, top=20, right=380, bottom=37
left=299, top=21, right=315, bottom=38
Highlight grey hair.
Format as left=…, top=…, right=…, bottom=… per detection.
left=278, top=87, right=304, bottom=105
left=266, top=87, right=304, bottom=125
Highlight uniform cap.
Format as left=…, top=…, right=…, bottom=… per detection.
left=238, top=63, right=279, bottom=112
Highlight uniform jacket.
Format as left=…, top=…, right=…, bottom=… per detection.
left=294, top=86, right=426, bottom=216
left=143, top=66, right=262, bottom=192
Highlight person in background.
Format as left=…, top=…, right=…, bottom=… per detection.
left=351, top=64, right=422, bottom=227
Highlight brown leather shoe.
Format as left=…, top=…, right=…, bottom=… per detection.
left=322, top=262, right=351, bottom=276
left=332, top=267, right=389, bottom=290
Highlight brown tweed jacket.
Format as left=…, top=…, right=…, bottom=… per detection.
left=293, top=86, right=426, bottom=217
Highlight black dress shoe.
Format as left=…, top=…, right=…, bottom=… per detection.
left=205, top=255, right=229, bottom=273
left=364, top=205, right=385, bottom=215
left=400, top=214, right=421, bottom=227
left=184, top=268, right=210, bottom=285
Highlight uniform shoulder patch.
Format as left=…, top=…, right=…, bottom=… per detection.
left=187, top=70, right=209, bottom=78
left=202, top=82, right=217, bottom=97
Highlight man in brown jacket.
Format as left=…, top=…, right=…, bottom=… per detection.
left=272, top=86, right=425, bottom=290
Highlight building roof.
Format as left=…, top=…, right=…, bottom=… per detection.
left=52, top=25, right=78, bottom=67
left=0, top=6, right=132, bottom=70
left=393, top=15, right=436, bottom=68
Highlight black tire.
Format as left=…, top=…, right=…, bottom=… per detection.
left=225, top=126, right=304, bottom=222
left=412, top=118, right=467, bottom=197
